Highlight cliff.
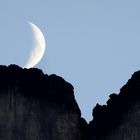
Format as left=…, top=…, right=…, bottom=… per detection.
left=0, top=65, right=87, bottom=140
left=88, top=71, right=140, bottom=140
left=1, top=64, right=140, bottom=140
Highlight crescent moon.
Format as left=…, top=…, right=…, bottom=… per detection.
left=24, top=22, right=46, bottom=68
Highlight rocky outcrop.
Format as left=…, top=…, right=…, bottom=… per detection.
left=0, top=65, right=87, bottom=140
left=2, top=64, right=140, bottom=140
left=88, top=71, right=140, bottom=140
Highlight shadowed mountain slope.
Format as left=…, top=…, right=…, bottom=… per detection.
left=0, top=64, right=87, bottom=140
left=89, top=70, right=140, bottom=140
left=1, top=64, right=140, bottom=140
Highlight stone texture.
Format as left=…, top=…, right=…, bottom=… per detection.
left=2, top=64, right=140, bottom=140
left=0, top=65, right=87, bottom=140
left=89, top=70, right=140, bottom=140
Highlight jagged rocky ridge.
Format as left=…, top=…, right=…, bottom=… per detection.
left=0, top=65, right=87, bottom=140
left=88, top=70, right=140, bottom=140
left=1, top=65, right=140, bottom=140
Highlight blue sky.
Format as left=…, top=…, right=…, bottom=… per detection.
left=0, top=0, right=140, bottom=121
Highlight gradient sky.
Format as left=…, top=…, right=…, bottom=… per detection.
left=0, top=0, right=140, bottom=122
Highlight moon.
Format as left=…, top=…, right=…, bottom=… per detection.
left=24, top=22, right=46, bottom=68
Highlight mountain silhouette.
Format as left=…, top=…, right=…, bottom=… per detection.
left=88, top=70, right=140, bottom=140
left=0, top=64, right=87, bottom=140
left=0, top=64, right=140, bottom=140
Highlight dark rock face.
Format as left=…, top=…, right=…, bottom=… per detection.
left=89, top=71, right=140, bottom=140
left=2, top=64, right=140, bottom=140
left=0, top=65, right=87, bottom=140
